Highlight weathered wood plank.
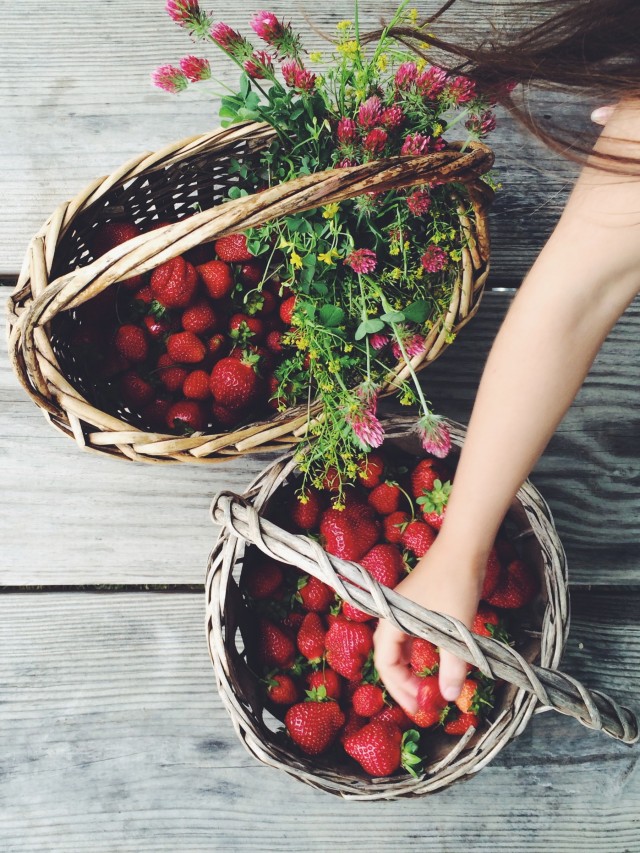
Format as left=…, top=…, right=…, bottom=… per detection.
left=0, top=591, right=638, bottom=852
left=3, top=287, right=639, bottom=586
left=1, top=0, right=588, bottom=277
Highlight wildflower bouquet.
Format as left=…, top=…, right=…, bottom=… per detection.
left=151, top=0, right=498, bottom=493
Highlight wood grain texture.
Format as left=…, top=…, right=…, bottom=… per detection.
left=0, top=591, right=638, bottom=852
left=3, top=287, right=639, bottom=586
left=0, top=0, right=591, bottom=277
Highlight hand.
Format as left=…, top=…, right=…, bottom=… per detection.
left=373, top=535, right=485, bottom=712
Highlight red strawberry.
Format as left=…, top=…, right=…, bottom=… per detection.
left=114, top=324, right=148, bottom=363
left=284, top=700, right=345, bottom=756
left=325, top=618, right=374, bottom=680
left=99, top=348, right=130, bottom=380
left=373, top=704, right=414, bottom=732
left=239, top=261, right=265, bottom=287
left=404, top=706, right=446, bottom=729
left=182, top=369, right=211, bottom=400
left=297, top=612, right=326, bottom=663
left=383, top=511, right=410, bottom=544
left=182, top=301, right=219, bottom=335
left=306, top=669, right=343, bottom=702
left=472, top=604, right=501, bottom=638
left=283, top=611, right=305, bottom=632
left=211, top=402, right=244, bottom=428
left=444, top=712, right=480, bottom=735
left=352, top=684, right=385, bottom=717
left=159, top=362, right=188, bottom=393
left=360, top=544, right=405, bottom=588
left=134, top=284, right=154, bottom=304
left=297, top=576, right=335, bottom=613
left=266, top=673, right=299, bottom=706
left=401, top=520, right=436, bottom=557
left=150, top=257, right=198, bottom=308
left=320, top=503, right=380, bottom=562
left=143, top=314, right=171, bottom=339
left=321, top=467, right=341, bottom=493
left=229, top=312, right=265, bottom=342
left=242, top=559, right=284, bottom=599
left=416, top=675, right=448, bottom=724
left=92, top=221, right=144, bottom=288
left=258, top=618, right=296, bottom=669
left=210, top=356, right=260, bottom=410
left=417, top=479, right=451, bottom=529
left=279, top=295, right=296, bottom=325
left=290, top=489, right=324, bottom=530
left=165, top=400, right=205, bottom=432
left=266, top=330, right=285, bottom=354
left=167, top=332, right=206, bottom=364
left=410, top=638, right=440, bottom=677
left=410, top=458, right=442, bottom=498
left=357, top=453, right=385, bottom=488
left=481, top=547, right=502, bottom=599
left=342, top=601, right=374, bottom=623
left=120, top=370, right=153, bottom=408
left=198, top=260, right=234, bottom=300
left=206, top=333, right=227, bottom=358
left=368, top=482, right=402, bottom=515
left=253, top=289, right=277, bottom=315
left=141, top=397, right=171, bottom=430
left=214, top=233, right=253, bottom=262
left=343, top=720, right=403, bottom=777
left=455, top=678, right=493, bottom=715
left=486, top=559, right=538, bottom=609
left=340, top=708, right=368, bottom=744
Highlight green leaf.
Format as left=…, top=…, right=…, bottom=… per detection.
left=245, top=91, right=261, bottom=110
left=403, top=300, right=431, bottom=323
left=318, top=304, right=345, bottom=327
left=355, top=318, right=386, bottom=340
left=381, top=310, right=406, bottom=324
left=239, top=72, right=250, bottom=100
left=219, top=106, right=239, bottom=120
left=312, top=280, right=328, bottom=296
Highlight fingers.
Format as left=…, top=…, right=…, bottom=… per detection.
left=591, top=104, right=616, bottom=126
left=373, top=621, right=422, bottom=713
left=438, top=648, right=470, bottom=702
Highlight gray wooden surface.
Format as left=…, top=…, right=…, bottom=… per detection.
left=2, top=1, right=640, bottom=851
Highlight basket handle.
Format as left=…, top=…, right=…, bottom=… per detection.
left=211, top=491, right=638, bottom=745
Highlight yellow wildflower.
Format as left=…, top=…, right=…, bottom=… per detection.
left=336, top=19, right=353, bottom=31
left=308, top=348, right=319, bottom=360
left=279, top=236, right=293, bottom=249
left=445, top=331, right=456, bottom=344
left=415, top=267, right=424, bottom=279
left=318, top=248, right=340, bottom=265
left=338, top=40, right=361, bottom=60
left=333, top=500, right=346, bottom=511
left=322, top=203, right=340, bottom=220
left=296, top=336, right=309, bottom=350
left=310, top=51, right=323, bottom=62
left=448, top=228, right=456, bottom=239
left=404, top=240, right=410, bottom=250
left=416, top=58, right=427, bottom=72
left=328, top=361, right=340, bottom=374
left=391, top=267, right=403, bottom=280
left=298, top=493, right=309, bottom=505
left=400, top=391, right=415, bottom=406
left=394, top=299, right=404, bottom=310
left=290, top=250, right=303, bottom=269
left=449, top=249, right=462, bottom=262
left=389, top=245, right=400, bottom=256
left=432, top=122, right=443, bottom=137
left=376, top=53, right=388, bottom=72
left=344, top=342, right=354, bottom=353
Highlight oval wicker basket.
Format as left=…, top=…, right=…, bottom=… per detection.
left=206, top=416, right=638, bottom=799
left=7, top=122, right=493, bottom=464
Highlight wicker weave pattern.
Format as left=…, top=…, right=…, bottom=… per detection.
left=205, top=418, right=637, bottom=799
left=8, top=122, right=493, bottom=463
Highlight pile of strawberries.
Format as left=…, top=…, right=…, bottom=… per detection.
left=70, top=219, right=295, bottom=434
left=240, top=447, right=540, bottom=779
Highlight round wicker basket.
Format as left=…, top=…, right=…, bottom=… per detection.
left=7, top=122, right=493, bottom=464
left=206, top=416, right=638, bottom=799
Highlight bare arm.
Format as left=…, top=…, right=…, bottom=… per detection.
left=374, top=100, right=640, bottom=710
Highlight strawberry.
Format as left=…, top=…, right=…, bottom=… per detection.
left=321, top=467, right=341, bottom=493
left=383, top=511, right=410, bottom=544
left=91, top=221, right=144, bottom=288
left=290, top=489, right=324, bottom=530
left=150, top=256, right=198, bottom=308
left=481, top=547, right=502, bottom=599
left=444, top=711, right=480, bottom=735
left=258, top=618, right=296, bottom=669
left=297, top=612, right=326, bottom=663
left=343, top=720, right=403, bottom=777
left=239, top=261, right=265, bottom=287
left=210, top=356, right=260, bottom=410
left=455, top=678, right=493, bottom=715
left=306, top=668, right=343, bottom=702
left=182, top=301, right=219, bottom=335
left=373, top=704, right=414, bottom=732
left=297, top=575, right=335, bottom=613
left=242, top=559, right=284, bottom=599
left=99, top=348, right=130, bottom=380
left=265, top=673, right=299, bottom=706
left=283, top=611, right=305, bottom=632
left=410, top=638, right=440, bottom=677
left=340, top=708, right=368, bottom=744
left=342, top=601, right=374, bottom=623
left=167, top=331, right=206, bottom=364
left=230, top=343, right=274, bottom=372
left=252, top=289, right=276, bottom=315
left=357, top=453, right=385, bottom=488
left=320, top=504, right=380, bottom=562
left=206, top=333, right=227, bottom=358
left=401, top=520, right=437, bottom=557
left=165, top=400, right=205, bottom=433
left=214, top=233, right=253, bottom=263
left=404, top=706, right=446, bottom=729
left=410, top=458, right=442, bottom=498
left=284, top=700, right=345, bottom=756
left=143, top=314, right=172, bottom=339
left=417, top=479, right=451, bottom=529
left=486, top=559, right=538, bottom=609
left=211, top=402, right=244, bottom=428
left=134, top=284, right=154, bottom=305
left=472, top=604, right=501, bottom=638
left=229, top=313, right=265, bottom=342
left=325, top=618, right=374, bottom=681
left=360, top=544, right=405, bottom=588
left=416, top=675, right=449, bottom=726
left=120, top=370, right=153, bottom=408
left=182, top=369, right=211, bottom=400
left=265, top=330, right=285, bottom=354
left=141, top=397, right=171, bottom=430
left=159, top=362, right=188, bottom=393
left=114, top=324, right=148, bottom=363
left=198, top=260, right=234, bottom=300
left=352, top=684, right=385, bottom=717
left=279, top=295, right=296, bottom=325
left=368, top=481, right=402, bottom=515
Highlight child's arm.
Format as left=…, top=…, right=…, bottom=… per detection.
left=374, top=99, right=640, bottom=711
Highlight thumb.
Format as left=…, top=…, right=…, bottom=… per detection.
left=591, top=104, right=616, bottom=126
left=438, top=648, right=469, bottom=702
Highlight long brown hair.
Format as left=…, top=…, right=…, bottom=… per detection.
left=367, top=0, right=640, bottom=174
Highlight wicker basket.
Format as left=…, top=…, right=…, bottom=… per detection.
left=206, top=416, right=638, bottom=799
left=7, top=122, right=493, bottom=464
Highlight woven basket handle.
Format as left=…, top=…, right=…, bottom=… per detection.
left=211, top=491, right=638, bottom=745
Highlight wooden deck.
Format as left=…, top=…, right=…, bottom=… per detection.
left=2, top=2, right=639, bottom=850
